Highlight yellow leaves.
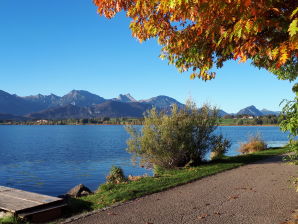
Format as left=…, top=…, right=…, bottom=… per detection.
left=290, top=7, right=298, bottom=19
left=272, top=44, right=290, bottom=68
left=271, top=48, right=279, bottom=60
left=169, top=0, right=176, bottom=9
left=245, top=20, right=253, bottom=33
left=288, top=7, right=298, bottom=51
left=288, top=19, right=298, bottom=37
left=238, top=55, right=247, bottom=63
left=279, top=50, right=289, bottom=65
left=190, top=73, right=196, bottom=79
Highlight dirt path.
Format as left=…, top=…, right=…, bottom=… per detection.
left=63, top=155, right=297, bottom=224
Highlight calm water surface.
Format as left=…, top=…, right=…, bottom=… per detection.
left=0, top=125, right=289, bottom=196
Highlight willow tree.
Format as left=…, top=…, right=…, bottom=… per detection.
left=94, top=0, right=298, bottom=153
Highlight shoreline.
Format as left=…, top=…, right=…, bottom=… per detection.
left=60, top=148, right=290, bottom=223
left=0, top=124, right=280, bottom=127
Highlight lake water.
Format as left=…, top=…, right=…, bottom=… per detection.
left=0, top=125, right=289, bottom=196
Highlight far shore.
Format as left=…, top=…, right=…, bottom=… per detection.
left=0, top=123, right=280, bottom=127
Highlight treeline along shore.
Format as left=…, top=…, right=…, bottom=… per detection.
left=0, top=114, right=282, bottom=126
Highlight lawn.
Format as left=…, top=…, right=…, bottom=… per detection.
left=65, top=147, right=288, bottom=215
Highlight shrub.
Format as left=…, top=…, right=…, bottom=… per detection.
left=239, top=134, right=267, bottom=154
left=106, top=166, right=126, bottom=184
left=125, top=100, right=230, bottom=168
left=210, top=134, right=231, bottom=160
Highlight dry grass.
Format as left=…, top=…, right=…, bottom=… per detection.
left=239, top=134, right=267, bottom=154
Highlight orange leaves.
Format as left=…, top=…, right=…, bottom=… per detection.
left=94, top=0, right=130, bottom=19
left=239, top=55, right=247, bottom=63
left=243, top=0, right=251, bottom=8
left=94, top=0, right=298, bottom=81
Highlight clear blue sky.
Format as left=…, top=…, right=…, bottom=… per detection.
left=0, top=1, right=296, bottom=113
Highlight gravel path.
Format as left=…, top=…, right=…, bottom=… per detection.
left=63, top=155, right=297, bottom=224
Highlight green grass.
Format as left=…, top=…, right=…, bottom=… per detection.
left=65, top=147, right=288, bottom=217
left=219, top=118, right=237, bottom=125
left=0, top=215, right=26, bottom=224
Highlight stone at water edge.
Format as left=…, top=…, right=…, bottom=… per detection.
left=66, top=184, right=93, bottom=198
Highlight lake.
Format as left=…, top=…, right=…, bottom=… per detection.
left=0, top=125, right=289, bottom=196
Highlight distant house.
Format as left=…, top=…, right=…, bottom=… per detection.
left=241, top=116, right=254, bottom=119
left=36, top=120, right=48, bottom=124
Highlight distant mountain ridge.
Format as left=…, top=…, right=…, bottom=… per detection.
left=236, top=105, right=280, bottom=116
left=0, top=90, right=185, bottom=119
left=24, top=90, right=106, bottom=108
left=0, top=90, right=280, bottom=120
left=260, top=109, right=280, bottom=116
left=140, top=95, right=184, bottom=109
left=237, top=105, right=264, bottom=117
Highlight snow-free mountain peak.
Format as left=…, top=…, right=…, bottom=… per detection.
left=115, top=94, right=137, bottom=102
left=61, top=90, right=106, bottom=107
left=237, top=105, right=263, bottom=116
left=140, top=95, right=184, bottom=108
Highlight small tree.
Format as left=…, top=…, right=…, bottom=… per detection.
left=210, top=134, right=231, bottom=160
left=125, top=100, right=229, bottom=168
left=106, top=166, right=127, bottom=184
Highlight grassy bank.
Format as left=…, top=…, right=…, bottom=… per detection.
left=66, top=147, right=288, bottom=216
left=0, top=147, right=288, bottom=224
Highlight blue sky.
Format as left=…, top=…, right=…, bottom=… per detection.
left=0, top=1, right=296, bottom=113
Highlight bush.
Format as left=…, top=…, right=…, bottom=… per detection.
left=106, top=166, right=127, bottom=184
left=239, top=134, right=267, bottom=154
left=125, top=100, right=230, bottom=168
left=210, top=134, right=231, bottom=160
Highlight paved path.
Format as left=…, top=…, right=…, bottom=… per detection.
left=63, top=155, right=297, bottom=224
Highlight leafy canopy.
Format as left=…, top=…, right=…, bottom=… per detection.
left=94, top=0, right=298, bottom=81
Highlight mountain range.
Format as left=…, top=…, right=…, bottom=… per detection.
left=0, top=90, right=280, bottom=120
left=235, top=105, right=280, bottom=116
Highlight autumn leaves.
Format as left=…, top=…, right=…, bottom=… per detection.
left=94, top=0, right=298, bottom=81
